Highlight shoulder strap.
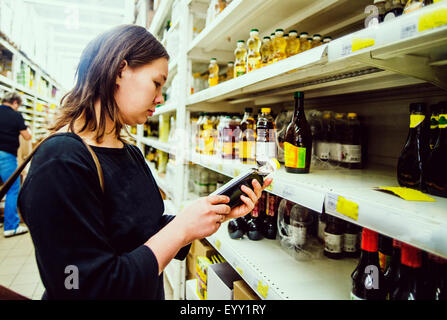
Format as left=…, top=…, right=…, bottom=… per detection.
left=0, top=133, right=104, bottom=201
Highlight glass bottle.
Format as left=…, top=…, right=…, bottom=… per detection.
left=397, top=103, right=430, bottom=190
left=260, top=36, right=273, bottom=67
left=316, top=111, right=332, bottom=161
left=262, top=193, right=278, bottom=240
left=286, top=30, right=300, bottom=57
left=246, top=29, right=262, bottom=72
left=343, top=222, right=361, bottom=258
left=384, top=240, right=402, bottom=300
left=329, top=113, right=345, bottom=166
left=378, top=234, right=394, bottom=273
left=256, top=108, right=277, bottom=165
left=323, top=36, right=332, bottom=44
left=341, top=113, right=362, bottom=169
left=239, top=107, right=256, bottom=164
left=208, top=58, right=219, bottom=87
left=425, top=101, right=447, bottom=197
left=247, top=192, right=266, bottom=241
left=213, top=158, right=279, bottom=209
left=391, top=243, right=425, bottom=300
left=284, top=91, right=313, bottom=173
left=351, top=228, right=387, bottom=300
left=289, top=204, right=311, bottom=249
left=324, top=215, right=344, bottom=259
left=234, top=40, right=247, bottom=78
left=403, top=0, right=428, bottom=14
left=384, top=0, right=405, bottom=21
left=429, top=103, right=440, bottom=150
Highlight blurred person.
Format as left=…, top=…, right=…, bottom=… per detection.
left=0, top=92, right=32, bottom=237
left=18, top=25, right=272, bottom=300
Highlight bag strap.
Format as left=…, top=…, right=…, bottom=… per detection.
left=0, top=133, right=104, bottom=201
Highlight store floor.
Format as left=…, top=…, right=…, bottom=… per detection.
left=0, top=229, right=173, bottom=300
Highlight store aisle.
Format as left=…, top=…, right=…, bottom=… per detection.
left=0, top=230, right=45, bottom=300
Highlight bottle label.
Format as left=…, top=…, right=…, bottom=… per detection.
left=256, top=140, right=277, bottom=162
left=430, top=115, right=439, bottom=129
left=343, top=233, right=358, bottom=253
left=409, top=114, right=425, bottom=128
left=208, top=77, right=218, bottom=87
left=284, top=142, right=306, bottom=169
left=223, top=142, right=233, bottom=157
left=439, top=114, right=447, bottom=129
left=234, top=65, right=246, bottom=77
left=239, top=140, right=256, bottom=160
left=324, top=233, right=343, bottom=253
left=378, top=252, right=391, bottom=273
left=350, top=292, right=365, bottom=300
left=316, top=141, right=330, bottom=160
left=266, top=194, right=276, bottom=217
left=247, top=57, right=261, bottom=72
left=329, top=143, right=342, bottom=162
left=341, top=144, right=361, bottom=163
left=290, top=225, right=307, bottom=246
left=318, top=220, right=326, bottom=241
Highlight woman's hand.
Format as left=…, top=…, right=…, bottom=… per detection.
left=175, top=195, right=231, bottom=244
left=225, top=178, right=273, bottom=222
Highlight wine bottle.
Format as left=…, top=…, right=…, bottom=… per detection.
left=247, top=192, right=266, bottom=241
left=262, top=193, right=278, bottom=239
left=384, top=239, right=402, bottom=300
left=429, top=103, right=440, bottom=150
left=324, top=215, right=344, bottom=259
left=284, top=92, right=313, bottom=173
left=378, top=234, right=393, bottom=273
left=397, top=103, right=430, bottom=190
left=425, top=101, right=447, bottom=197
left=239, top=108, right=256, bottom=164
left=343, top=222, right=361, bottom=258
left=391, top=243, right=425, bottom=300
left=351, top=228, right=386, bottom=300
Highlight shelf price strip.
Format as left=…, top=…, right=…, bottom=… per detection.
left=326, top=193, right=359, bottom=221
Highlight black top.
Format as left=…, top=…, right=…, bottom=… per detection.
left=0, top=104, right=27, bottom=156
left=18, top=132, right=190, bottom=299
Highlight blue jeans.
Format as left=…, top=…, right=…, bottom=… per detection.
left=0, top=151, right=20, bottom=231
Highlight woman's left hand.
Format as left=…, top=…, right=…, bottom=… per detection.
left=225, top=178, right=273, bottom=222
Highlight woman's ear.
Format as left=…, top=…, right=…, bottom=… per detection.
left=116, top=60, right=129, bottom=84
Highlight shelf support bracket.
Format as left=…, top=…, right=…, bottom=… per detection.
left=353, top=53, right=447, bottom=91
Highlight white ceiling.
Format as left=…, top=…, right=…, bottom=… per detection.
left=23, top=0, right=135, bottom=90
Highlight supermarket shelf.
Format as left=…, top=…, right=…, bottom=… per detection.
left=154, top=102, right=177, bottom=116
left=187, top=153, right=447, bottom=259
left=0, top=74, right=15, bottom=88
left=146, top=159, right=175, bottom=200
left=185, top=279, right=201, bottom=300
left=187, top=2, right=447, bottom=107
left=141, top=136, right=174, bottom=154
left=149, top=0, right=174, bottom=35
left=206, top=221, right=357, bottom=300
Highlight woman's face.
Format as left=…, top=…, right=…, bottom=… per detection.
left=115, top=57, right=168, bottom=125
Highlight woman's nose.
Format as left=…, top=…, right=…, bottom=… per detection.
left=154, top=94, right=164, bottom=105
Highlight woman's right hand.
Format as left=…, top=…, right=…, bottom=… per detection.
left=174, top=195, right=231, bottom=244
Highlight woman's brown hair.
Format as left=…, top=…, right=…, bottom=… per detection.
left=50, top=24, right=169, bottom=143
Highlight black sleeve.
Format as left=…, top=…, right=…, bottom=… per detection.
left=19, top=156, right=160, bottom=299
left=16, top=112, right=27, bottom=131
left=159, top=215, right=191, bottom=260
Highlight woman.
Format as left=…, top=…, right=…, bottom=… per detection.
left=18, top=25, right=271, bottom=299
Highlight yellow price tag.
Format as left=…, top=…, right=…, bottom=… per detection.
left=214, top=239, right=221, bottom=250
left=236, top=267, right=243, bottom=275
left=257, top=280, right=268, bottom=299
left=336, top=196, right=359, bottom=221
left=352, top=38, right=375, bottom=52
left=376, top=187, right=436, bottom=202
left=419, top=8, right=447, bottom=32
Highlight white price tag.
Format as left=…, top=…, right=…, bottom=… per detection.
left=280, top=183, right=296, bottom=202
left=401, top=22, right=417, bottom=39
left=326, top=193, right=339, bottom=213
left=341, top=42, right=352, bottom=57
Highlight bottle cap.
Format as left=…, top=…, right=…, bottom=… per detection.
left=335, top=113, right=345, bottom=119
left=237, top=40, right=245, bottom=43
left=210, top=58, right=217, bottom=62
left=289, top=30, right=298, bottom=34
left=313, top=34, right=322, bottom=39
left=294, top=91, right=304, bottom=98
left=300, top=32, right=309, bottom=37
left=250, top=28, right=259, bottom=32
left=263, top=36, right=271, bottom=40
left=361, top=228, right=378, bottom=252
left=374, top=0, right=386, bottom=3
left=275, top=28, right=284, bottom=33
left=347, top=112, right=358, bottom=118
left=261, top=107, right=271, bottom=113
left=401, top=243, right=422, bottom=268
left=323, top=36, right=332, bottom=43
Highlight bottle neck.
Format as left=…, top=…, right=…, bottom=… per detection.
left=437, top=114, right=447, bottom=146
left=294, top=95, right=305, bottom=120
